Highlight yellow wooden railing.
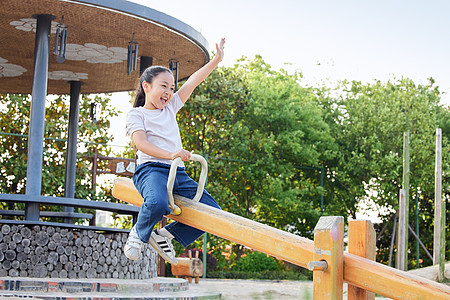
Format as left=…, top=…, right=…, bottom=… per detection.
left=112, top=177, right=450, bottom=300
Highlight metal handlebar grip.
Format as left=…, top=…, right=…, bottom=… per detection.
left=166, top=154, right=208, bottom=215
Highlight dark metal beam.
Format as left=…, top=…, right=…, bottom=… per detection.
left=0, top=210, right=93, bottom=219
left=139, top=56, right=153, bottom=75
left=25, top=14, right=55, bottom=221
left=0, top=220, right=131, bottom=233
left=63, top=81, right=82, bottom=223
left=0, top=193, right=140, bottom=215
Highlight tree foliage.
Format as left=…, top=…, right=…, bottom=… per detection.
left=178, top=58, right=448, bottom=269
left=0, top=93, right=117, bottom=220
left=315, top=78, right=449, bottom=268
left=179, top=56, right=337, bottom=243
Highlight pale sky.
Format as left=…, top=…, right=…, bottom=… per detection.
left=110, top=0, right=450, bottom=148
left=129, top=0, right=450, bottom=103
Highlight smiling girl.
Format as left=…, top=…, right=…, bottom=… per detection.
left=124, top=38, right=225, bottom=265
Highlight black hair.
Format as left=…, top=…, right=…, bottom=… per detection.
left=133, top=66, right=173, bottom=107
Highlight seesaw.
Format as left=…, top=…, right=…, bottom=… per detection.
left=112, top=155, right=450, bottom=300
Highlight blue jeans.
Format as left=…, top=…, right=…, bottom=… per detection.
left=132, top=161, right=220, bottom=247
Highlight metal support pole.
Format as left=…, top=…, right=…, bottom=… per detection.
left=202, top=154, right=209, bottom=279
left=415, top=193, right=420, bottom=268
left=433, top=128, right=445, bottom=281
left=408, top=224, right=433, bottom=261
left=320, top=165, right=324, bottom=212
left=388, top=215, right=397, bottom=267
left=398, top=132, right=410, bottom=270
left=139, top=56, right=153, bottom=75
left=63, top=81, right=82, bottom=223
left=25, top=14, right=55, bottom=221
left=397, top=189, right=407, bottom=271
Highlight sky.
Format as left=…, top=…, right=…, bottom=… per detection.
left=110, top=0, right=450, bottom=147
left=129, top=0, right=450, bottom=98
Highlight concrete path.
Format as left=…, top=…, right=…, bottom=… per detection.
left=189, top=272, right=449, bottom=300
left=189, top=279, right=313, bottom=300
left=407, top=261, right=450, bottom=282
left=188, top=279, right=390, bottom=300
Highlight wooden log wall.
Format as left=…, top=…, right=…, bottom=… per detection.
left=0, top=224, right=157, bottom=279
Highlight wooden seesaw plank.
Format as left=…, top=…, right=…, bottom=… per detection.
left=112, top=177, right=450, bottom=300
left=112, top=177, right=315, bottom=268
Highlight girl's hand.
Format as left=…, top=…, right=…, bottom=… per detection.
left=215, top=38, right=225, bottom=62
left=170, top=149, right=191, bottom=161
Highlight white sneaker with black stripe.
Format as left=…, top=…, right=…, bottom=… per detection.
left=124, top=225, right=144, bottom=260
left=149, top=228, right=178, bottom=265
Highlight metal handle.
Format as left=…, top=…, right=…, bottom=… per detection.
left=167, top=154, right=208, bottom=215
left=307, top=260, right=328, bottom=271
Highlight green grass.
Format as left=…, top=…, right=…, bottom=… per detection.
left=207, top=270, right=312, bottom=281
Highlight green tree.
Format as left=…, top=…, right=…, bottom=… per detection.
left=233, top=56, right=337, bottom=237
left=178, top=56, right=337, bottom=262
left=315, top=78, right=449, bottom=268
left=0, top=93, right=118, bottom=221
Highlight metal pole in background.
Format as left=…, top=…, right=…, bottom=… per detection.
left=397, top=132, right=410, bottom=270
left=388, top=215, right=397, bottom=267
left=25, top=14, right=55, bottom=221
left=415, top=193, right=420, bottom=268
left=63, top=81, right=82, bottom=223
left=203, top=154, right=209, bottom=278
left=397, top=189, right=407, bottom=271
left=433, top=128, right=444, bottom=281
left=320, top=165, right=324, bottom=212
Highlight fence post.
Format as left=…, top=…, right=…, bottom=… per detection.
left=397, top=189, right=407, bottom=271
left=433, top=128, right=445, bottom=281
left=310, top=216, right=344, bottom=299
left=399, top=132, right=410, bottom=270
left=348, top=220, right=376, bottom=300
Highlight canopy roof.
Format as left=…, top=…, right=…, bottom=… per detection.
left=0, top=0, right=209, bottom=94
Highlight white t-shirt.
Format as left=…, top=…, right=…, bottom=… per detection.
left=126, top=93, right=184, bottom=166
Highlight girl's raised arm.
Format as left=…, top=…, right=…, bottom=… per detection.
left=177, top=38, right=225, bottom=103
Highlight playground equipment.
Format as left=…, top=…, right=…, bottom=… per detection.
left=171, top=250, right=203, bottom=284
left=166, top=154, right=208, bottom=215
left=112, top=156, right=450, bottom=300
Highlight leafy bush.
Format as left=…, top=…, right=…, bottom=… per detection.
left=233, top=251, right=279, bottom=272
left=207, top=270, right=312, bottom=281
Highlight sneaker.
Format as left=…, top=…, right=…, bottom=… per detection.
left=124, top=225, right=144, bottom=260
left=149, top=229, right=178, bottom=265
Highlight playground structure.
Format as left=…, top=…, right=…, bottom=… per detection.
left=1, top=0, right=446, bottom=295
left=171, top=250, right=204, bottom=284
left=112, top=160, right=450, bottom=299
left=0, top=0, right=209, bottom=223
left=0, top=0, right=210, bottom=281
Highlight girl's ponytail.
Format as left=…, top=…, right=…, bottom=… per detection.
left=133, top=84, right=146, bottom=107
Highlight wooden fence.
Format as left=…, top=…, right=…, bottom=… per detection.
left=113, top=177, right=450, bottom=300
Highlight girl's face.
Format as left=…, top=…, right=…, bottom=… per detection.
left=142, top=71, right=175, bottom=110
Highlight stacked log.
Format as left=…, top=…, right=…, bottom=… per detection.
left=0, top=224, right=157, bottom=279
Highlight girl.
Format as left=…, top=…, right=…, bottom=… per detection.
left=124, top=38, right=225, bottom=265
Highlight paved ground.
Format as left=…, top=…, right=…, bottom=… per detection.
left=189, top=262, right=450, bottom=300
left=189, top=279, right=314, bottom=300
left=407, top=261, right=450, bottom=282
left=189, top=279, right=388, bottom=300
left=0, top=263, right=447, bottom=299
